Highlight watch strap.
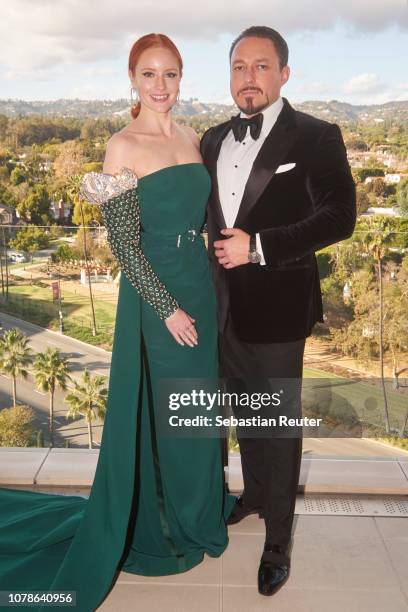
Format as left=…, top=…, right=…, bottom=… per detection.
left=249, top=233, right=257, bottom=254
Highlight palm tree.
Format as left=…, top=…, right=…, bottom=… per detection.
left=0, top=211, right=9, bottom=300
left=0, top=328, right=33, bottom=407
left=0, top=212, right=5, bottom=298
left=67, top=174, right=98, bottom=336
left=33, top=347, right=71, bottom=447
left=360, top=216, right=393, bottom=434
left=64, top=369, right=108, bottom=449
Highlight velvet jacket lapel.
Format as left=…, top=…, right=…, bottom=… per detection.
left=206, top=98, right=300, bottom=231
left=233, top=98, right=299, bottom=228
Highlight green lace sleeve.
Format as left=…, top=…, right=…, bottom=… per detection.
left=79, top=167, right=179, bottom=320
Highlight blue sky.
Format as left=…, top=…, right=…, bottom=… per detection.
left=0, top=1, right=407, bottom=105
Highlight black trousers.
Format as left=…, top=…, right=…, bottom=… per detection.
left=219, top=315, right=306, bottom=566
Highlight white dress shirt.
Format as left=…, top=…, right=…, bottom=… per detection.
left=217, top=96, right=284, bottom=265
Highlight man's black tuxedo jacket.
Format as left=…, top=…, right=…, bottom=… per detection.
left=200, top=97, right=356, bottom=343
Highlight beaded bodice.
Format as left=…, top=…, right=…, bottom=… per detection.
left=79, top=167, right=179, bottom=320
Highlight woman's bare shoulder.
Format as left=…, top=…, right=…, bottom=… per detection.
left=103, top=131, right=141, bottom=175
left=107, top=127, right=141, bottom=148
left=179, top=124, right=200, bottom=146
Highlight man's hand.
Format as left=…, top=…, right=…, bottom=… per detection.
left=214, top=228, right=250, bottom=269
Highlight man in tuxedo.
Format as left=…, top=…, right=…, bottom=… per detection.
left=200, top=26, right=356, bottom=596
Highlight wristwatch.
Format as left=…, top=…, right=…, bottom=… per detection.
left=248, top=233, right=261, bottom=264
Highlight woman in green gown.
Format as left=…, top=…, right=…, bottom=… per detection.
left=0, top=33, right=235, bottom=611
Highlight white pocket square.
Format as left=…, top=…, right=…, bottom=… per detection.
left=275, top=163, right=296, bottom=173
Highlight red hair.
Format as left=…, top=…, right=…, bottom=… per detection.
left=128, top=33, right=183, bottom=119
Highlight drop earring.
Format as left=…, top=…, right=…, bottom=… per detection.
left=130, top=86, right=139, bottom=106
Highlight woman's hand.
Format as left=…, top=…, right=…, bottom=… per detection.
left=165, top=308, right=198, bottom=347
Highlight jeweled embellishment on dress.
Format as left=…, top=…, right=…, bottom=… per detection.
left=79, top=167, right=179, bottom=320
left=79, top=166, right=139, bottom=205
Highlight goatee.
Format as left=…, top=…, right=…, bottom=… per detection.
left=238, top=95, right=270, bottom=117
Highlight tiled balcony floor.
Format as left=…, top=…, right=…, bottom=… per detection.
left=1, top=447, right=407, bottom=611
left=98, top=513, right=408, bottom=612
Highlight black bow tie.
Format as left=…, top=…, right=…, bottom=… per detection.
left=231, top=113, right=264, bottom=142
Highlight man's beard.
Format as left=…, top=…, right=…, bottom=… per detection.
left=237, top=94, right=270, bottom=116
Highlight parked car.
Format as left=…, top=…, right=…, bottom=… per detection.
left=8, top=252, right=27, bottom=263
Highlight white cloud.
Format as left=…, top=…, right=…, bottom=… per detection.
left=383, top=82, right=408, bottom=102
left=344, top=73, right=386, bottom=94
left=396, top=82, right=408, bottom=93
left=80, top=66, right=117, bottom=78
left=3, top=64, right=68, bottom=83
left=339, top=74, right=408, bottom=104
left=0, top=0, right=406, bottom=77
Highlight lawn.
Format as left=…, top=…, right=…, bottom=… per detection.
left=303, top=367, right=407, bottom=434
left=0, top=283, right=116, bottom=348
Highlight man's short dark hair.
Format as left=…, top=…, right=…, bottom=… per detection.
left=229, top=26, right=289, bottom=70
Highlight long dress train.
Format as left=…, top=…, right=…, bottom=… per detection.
left=0, top=163, right=236, bottom=611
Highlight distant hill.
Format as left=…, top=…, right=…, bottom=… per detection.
left=0, top=98, right=407, bottom=124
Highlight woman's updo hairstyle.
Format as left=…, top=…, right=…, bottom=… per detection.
left=128, top=33, right=183, bottom=119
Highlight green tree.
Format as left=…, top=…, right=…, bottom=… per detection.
left=330, top=238, right=364, bottom=285
left=356, top=186, right=371, bottom=215
left=53, top=140, right=86, bottom=181
left=17, top=184, right=51, bottom=223
left=10, top=166, right=27, bottom=185
left=9, top=226, right=50, bottom=260
left=345, top=137, right=368, bottom=152
left=64, top=369, right=108, bottom=449
left=382, top=265, right=408, bottom=387
left=0, top=184, right=17, bottom=208
left=0, top=115, right=9, bottom=141
left=396, top=178, right=408, bottom=216
left=320, top=275, right=353, bottom=330
left=71, top=199, right=102, bottom=227
left=0, top=405, right=36, bottom=447
left=74, top=227, right=96, bottom=258
left=55, top=243, right=79, bottom=263
left=368, top=177, right=387, bottom=199
left=33, top=348, right=71, bottom=447
left=9, top=116, right=80, bottom=147
left=69, top=174, right=98, bottom=336
left=49, top=225, right=65, bottom=239
left=0, top=328, right=33, bottom=407
left=331, top=272, right=379, bottom=363
left=352, top=168, right=384, bottom=184
left=80, top=119, right=113, bottom=141
left=358, top=216, right=394, bottom=433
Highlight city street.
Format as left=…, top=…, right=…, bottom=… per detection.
left=0, top=312, right=110, bottom=447
left=0, top=311, right=407, bottom=458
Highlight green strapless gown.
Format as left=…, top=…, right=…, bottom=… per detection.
left=0, top=163, right=236, bottom=611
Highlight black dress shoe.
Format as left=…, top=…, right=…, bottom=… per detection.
left=226, top=494, right=263, bottom=525
left=258, top=560, right=289, bottom=596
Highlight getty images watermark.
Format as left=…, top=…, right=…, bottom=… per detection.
left=156, top=379, right=326, bottom=439
left=167, top=389, right=322, bottom=429
left=156, top=377, right=400, bottom=439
